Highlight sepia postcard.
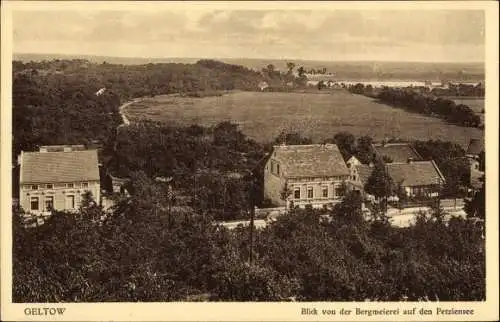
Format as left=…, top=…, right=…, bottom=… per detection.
left=1, top=1, right=498, bottom=321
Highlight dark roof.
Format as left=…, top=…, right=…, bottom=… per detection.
left=467, top=138, right=484, bottom=155
left=20, top=150, right=100, bottom=184
left=39, top=145, right=86, bottom=152
left=272, top=144, right=349, bottom=178
left=357, top=165, right=373, bottom=186
left=373, top=143, right=422, bottom=163
left=470, top=175, right=483, bottom=190
left=387, top=161, right=445, bottom=187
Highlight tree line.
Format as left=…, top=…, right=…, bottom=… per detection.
left=431, top=82, right=485, bottom=98
left=348, top=84, right=482, bottom=128
left=260, top=62, right=308, bottom=90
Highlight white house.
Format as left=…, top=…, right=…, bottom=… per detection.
left=264, top=144, right=350, bottom=208
left=19, top=146, right=101, bottom=215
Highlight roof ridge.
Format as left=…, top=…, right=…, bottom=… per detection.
left=22, top=149, right=98, bottom=155
left=430, top=159, right=446, bottom=183
left=373, top=142, right=411, bottom=146
left=387, top=160, right=433, bottom=166
left=273, top=143, right=337, bottom=148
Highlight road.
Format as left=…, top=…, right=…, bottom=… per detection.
left=217, top=219, right=268, bottom=230
left=388, top=206, right=467, bottom=228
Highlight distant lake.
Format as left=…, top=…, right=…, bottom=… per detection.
left=306, top=80, right=480, bottom=88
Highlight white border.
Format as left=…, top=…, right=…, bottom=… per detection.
left=1, top=1, right=498, bottom=321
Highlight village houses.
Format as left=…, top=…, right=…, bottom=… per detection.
left=264, top=144, right=350, bottom=208
left=347, top=142, right=446, bottom=200
left=18, top=145, right=101, bottom=215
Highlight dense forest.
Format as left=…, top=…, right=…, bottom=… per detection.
left=12, top=59, right=266, bottom=158
left=348, top=83, right=482, bottom=128
left=13, top=187, right=485, bottom=302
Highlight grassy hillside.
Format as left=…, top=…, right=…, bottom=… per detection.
left=125, top=91, right=483, bottom=148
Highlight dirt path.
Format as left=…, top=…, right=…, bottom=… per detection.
left=117, top=98, right=144, bottom=128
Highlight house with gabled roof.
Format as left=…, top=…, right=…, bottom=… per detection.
left=372, top=142, right=422, bottom=163
left=387, top=160, right=446, bottom=198
left=18, top=146, right=101, bottom=214
left=465, top=138, right=485, bottom=190
left=263, top=144, right=350, bottom=208
left=348, top=142, right=446, bottom=200
left=466, top=138, right=484, bottom=158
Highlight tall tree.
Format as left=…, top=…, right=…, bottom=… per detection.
left=331, top=132, right=356, bottom=160
left=364, top=160, right=394, bottom=202
left=355, top=136, right=375, bottom=164
left=464, top=176, right=485, bottom=219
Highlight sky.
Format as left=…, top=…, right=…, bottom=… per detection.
left=12, top=8, right=485, bottom=62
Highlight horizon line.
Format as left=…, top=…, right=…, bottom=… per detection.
left=12, top=52, right=485, bottom=65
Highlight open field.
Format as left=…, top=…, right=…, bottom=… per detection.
left=125, top=91, right=483, bottom=148
left=450, top=98, right=485, bottom=113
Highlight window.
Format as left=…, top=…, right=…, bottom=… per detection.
left=335, top=186, right=345, bottom=197
left=66, top=195, right=75, bottom=209
left=45, top=196, right=54, bottom=211
left=30, top=197, right=39, bottom=211
left=31, top=184, right=38, bottom=190
left=67, top=183, right=74, bottom=188
left=307, top=187, right=313, bottom=199
left=294, top=188, right=301, bottom=199
left=322, top=186, right=328, bottom=198
left=271, top=162, right=275, bottom=173
left=46, top=184, right=53, bottom=189
left=276, top=164, right=280, bottom=175
left=82, top=182, right=89, bottom=189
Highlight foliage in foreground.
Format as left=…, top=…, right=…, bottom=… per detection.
left=13, top=191, right=485, bottom=302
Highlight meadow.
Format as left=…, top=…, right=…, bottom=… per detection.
left=125, top=91, right=483, bottom=148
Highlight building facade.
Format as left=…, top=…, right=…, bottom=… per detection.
left=19, top=146, right=101, bottom=215
left=264, top=144, right=350, bottom=208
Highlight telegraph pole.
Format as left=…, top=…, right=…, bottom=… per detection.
left=246, top=152, right=270, bottom=265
